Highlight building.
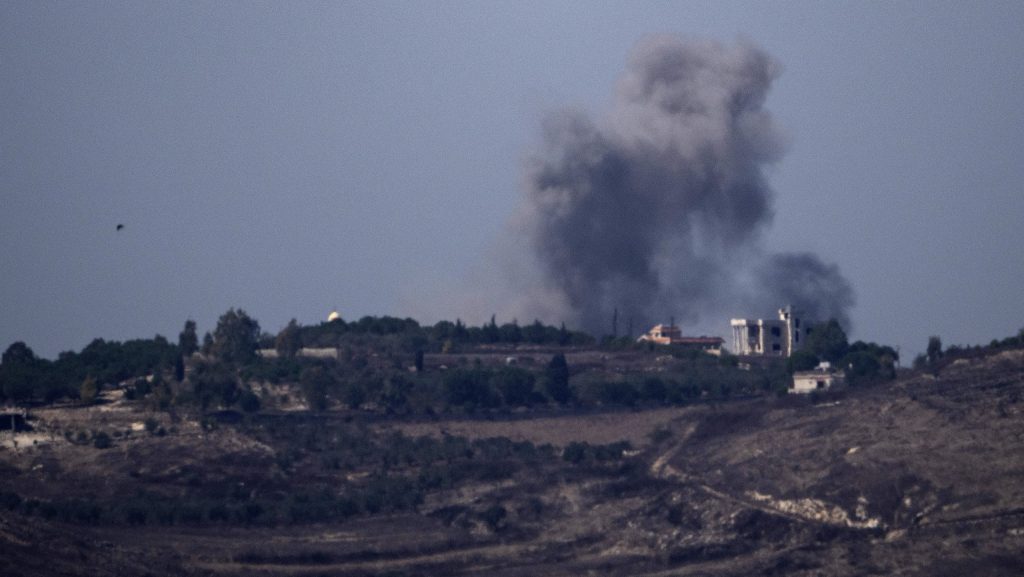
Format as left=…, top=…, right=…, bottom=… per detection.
left=638, top=324, right=724, bottom=355
left=638, top=324, right=682, bottom=345
left=257, top=347, right=339, bottom=360
left=791, top=362, right=844, bottom=394
left=730, top=305, right=810, bottom=357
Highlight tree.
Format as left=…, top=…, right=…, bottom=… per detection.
left=341, top=380, right=366, bottom=409
left=178, top=320, right=199, bottom=357
left=443, top=369, right=497, bottom=410
left=211, top=308, right=260, bottom=365
left=300, top=366, right=332, bottom=411
left=491, top=367, right=536, bottom=407
left=191, top=362, right=238, bottom=410
left=238, top=389, right=261, bottom=413
left=173, top=354, right=185, bottom=382
left=804, top=319, right=849, bottom=363
left=926, top=336, right=943, bottom=364
left=380, top=375, right=412, bottom=413
left=499, top=322, right=522, bottom=343
left=92, top=431, right=112, bottom=449
left=843, top=351, right=882, bottom=385
left=787, top=349, right=819, bottom=373
left=2, top=342, right=37, bottom=366
left=545, top=353, right=572, bottom=404
left=414, top=350, right=425, bottom=373
left=482, top=315, right=500, bottom=343
left=275, top=319, right=302, bottom=358
left=80, top=376, right=99, bottom=405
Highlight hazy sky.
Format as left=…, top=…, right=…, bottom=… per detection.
left=2, top=1, right=1023, bottom=361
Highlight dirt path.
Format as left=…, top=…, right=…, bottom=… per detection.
left=197, top=540, right=561, bottom=575
left=649, top=427, right=881, bottom=531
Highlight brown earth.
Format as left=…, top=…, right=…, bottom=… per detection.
left=1, top=349, right=1023, bottom=576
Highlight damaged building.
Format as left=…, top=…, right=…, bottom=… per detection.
left=638, top=323, right=724, bottom=356
left=730, top=305, right=811, bottom=357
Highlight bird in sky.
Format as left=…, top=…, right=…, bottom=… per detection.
left=116, top=224, right=124, bottom=231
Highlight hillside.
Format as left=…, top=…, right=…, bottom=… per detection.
left=0, top=348, right=1022, bottom=576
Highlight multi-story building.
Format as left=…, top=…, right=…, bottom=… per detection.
left=730, top=305, right=810, bottom=357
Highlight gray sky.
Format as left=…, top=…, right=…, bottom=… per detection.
left=2, top=1, right=1023, bottom=361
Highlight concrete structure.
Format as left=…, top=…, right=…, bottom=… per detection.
left=730, top=306, right=811, bottom=357
left=638, top=324, right=682, bottom=345
left=638, top=324, right=725, bottom=355
left=258, top=347, right=339, bottom=360
left=791, top=362, right=845, bottom=394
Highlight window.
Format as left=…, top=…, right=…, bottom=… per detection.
left=772, top=343, right=781, bottom=352
left=795, top=319, right=801, bottom=329
left=816, top=380, right=825, bottom=389
left=770, top=327, right=781, bottom=337
left=794, top=332, right=799, bottom=342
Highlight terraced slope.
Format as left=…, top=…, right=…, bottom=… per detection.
left=1, top=350, right=1021, bottom=576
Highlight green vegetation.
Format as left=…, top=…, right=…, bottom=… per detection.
left=0, top=421, right=619, bottom=529
left=211, top=308, right=261, bottom=365
left=0, top=336, right=178, bottom=404
left=789, top=318, right=899, bottom=386
left=9, top=309, right=1018, bottom=413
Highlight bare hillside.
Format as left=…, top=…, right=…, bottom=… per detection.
left=1, top=349, right=1022, bottom=576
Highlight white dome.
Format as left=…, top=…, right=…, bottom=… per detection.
left=327, top=310, right=342, bottom=322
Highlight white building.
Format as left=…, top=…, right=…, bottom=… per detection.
left=791, top=362, right=844, bottom=394
left=730, top=305, right=810, bottom=357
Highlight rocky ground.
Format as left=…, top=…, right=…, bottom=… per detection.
left=1, top=349, right=1022, bottom=576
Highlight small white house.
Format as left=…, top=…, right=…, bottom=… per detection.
left=791, top=362, right=844, bottom=394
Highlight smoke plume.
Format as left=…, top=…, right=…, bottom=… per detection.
left=515, top=36, right=854, bottom=334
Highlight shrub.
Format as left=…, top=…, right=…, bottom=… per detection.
left=544, top=354, right=571, bottom=404
left=238, top=390, right=261, bottom=413
left=598, top=380, right=638, bottom=407
left=93, top=431, right=112, bottom=449
left=480, top=505, right=507, bottom=531
left=563, top=442, right=588, bottom=464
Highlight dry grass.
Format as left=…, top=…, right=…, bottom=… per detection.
left=375, top=406, right=691, bottom=448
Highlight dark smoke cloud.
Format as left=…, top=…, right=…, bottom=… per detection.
left=753, top=253, right=855, bottom=329
left=517, top=36, right=854, bottom=334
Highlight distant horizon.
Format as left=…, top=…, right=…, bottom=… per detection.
left=5, top=304, right=1015, bottom=366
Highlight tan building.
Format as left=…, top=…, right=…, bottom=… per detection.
left=791, top=362, right=844, bottom=394
left=638, top=324, right=682, bottom=345
left=638, top=324, right=724, bottom=355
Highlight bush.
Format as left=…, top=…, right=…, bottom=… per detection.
left=563, top=442, right=588, bottom=464
left=238, top=390, right=261, bottom=413
left=480, top=505, right=507, bottom=531
left=640, top=377, right=667, bottom=402
left=597, top=380, right=638, bottom=407
left=300, top=367, right=332, bottom=411
left=544, top=354, right=572, bottom=404
left=443, top=369, right=498, bottom=410
left=491, top=367, right=536, bottom=407
left=93, top=431, right=112, bottom=449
